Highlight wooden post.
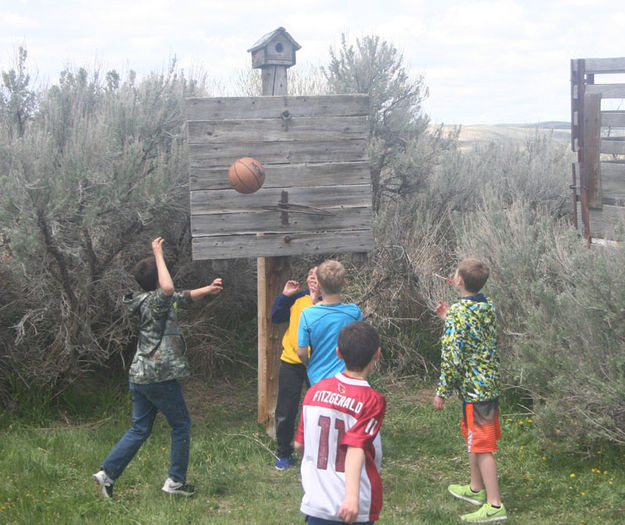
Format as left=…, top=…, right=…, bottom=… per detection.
left=254, top=55, right=295, bottom=431
left=257, top=254, right=289, bottom=432
left=581, top=93, right=602, bottom=211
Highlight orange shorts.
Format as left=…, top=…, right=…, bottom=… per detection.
left=461, top=399, right=501, bottom=453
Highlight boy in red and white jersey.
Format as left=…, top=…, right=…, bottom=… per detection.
left=295, top=321, right=386, bottom=525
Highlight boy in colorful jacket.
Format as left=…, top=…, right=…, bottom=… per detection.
left=433, top=258, right=507, bottom=523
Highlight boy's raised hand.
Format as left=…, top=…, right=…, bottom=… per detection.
left=206, top=278, right=223, bottom=295
left=434, top=301, right=449, bottom=321
left=152, top=237, right=165, bottom=257
left=282, top=280, right=300, bottom=296
left=189, top=278, right=223, bottom=301
left=309, top=278, right=321, bottom=304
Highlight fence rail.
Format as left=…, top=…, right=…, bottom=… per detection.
left=571, top=57, right=625, bottom=242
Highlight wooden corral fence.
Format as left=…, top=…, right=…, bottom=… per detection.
left=571, top=57, right=625, bottom=243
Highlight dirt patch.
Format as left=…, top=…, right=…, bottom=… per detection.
left=181, top=375, right=256, bottom=421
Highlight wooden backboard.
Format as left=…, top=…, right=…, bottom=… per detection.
left=185, top=94, right=374, bottom=260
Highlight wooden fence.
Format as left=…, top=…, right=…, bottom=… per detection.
left=571, top=57, right=625, bottom=242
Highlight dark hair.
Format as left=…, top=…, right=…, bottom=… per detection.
left=337, top=321, right=380, bottom=372
left=458, top=258, right=489, bottom=293
left=133, top=256, right=159, bottom=292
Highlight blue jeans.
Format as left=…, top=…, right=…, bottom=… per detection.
left=275, top=361, right=308, bottom=458
left=101, top=380, right=191, bottom=483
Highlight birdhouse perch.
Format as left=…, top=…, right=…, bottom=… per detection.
left=248, top=27, right=301, bottom=69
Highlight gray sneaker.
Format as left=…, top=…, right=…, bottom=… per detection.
left=162, top=477, right=195, bottom=497
left=92, top=470, right=114, bottom=498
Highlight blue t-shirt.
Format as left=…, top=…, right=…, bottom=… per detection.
left=297, top=302, right=362, bottom=385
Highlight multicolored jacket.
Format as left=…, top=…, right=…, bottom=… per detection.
left=436, top=294, right=500, bottom=402
left=124, top=289, right=192, bottom=384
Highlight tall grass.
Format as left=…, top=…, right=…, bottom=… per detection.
left=0, top=377, right=623, bottom=524
left=457, top=196, right=625, bottom=447
left=360, top=130, right=625, bottom=448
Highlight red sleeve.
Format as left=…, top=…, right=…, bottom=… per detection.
left=340, top=393, right=386, bottom=450
left=295, top=408, right=304, bottom=443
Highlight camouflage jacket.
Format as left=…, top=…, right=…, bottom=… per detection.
left=124, top=289, right=192, bottom=384
left=436, top=294, right=500, bottom=402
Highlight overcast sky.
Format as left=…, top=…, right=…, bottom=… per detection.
left=2, top=0, right=625, bottom=125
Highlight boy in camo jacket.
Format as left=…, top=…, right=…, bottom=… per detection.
left=432, top=258, right=507, bottom=523
left=92, top=237, right=222, bottom=499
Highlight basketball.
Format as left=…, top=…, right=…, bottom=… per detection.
left=228, top=157, right=265, bottom=194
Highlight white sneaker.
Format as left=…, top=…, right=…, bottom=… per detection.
left=92, top=470, right=114, bottom=498
left=161, top=477, right=195, bottom=497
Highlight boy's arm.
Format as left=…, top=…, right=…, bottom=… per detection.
left=338, top=446, right=365, bottom=523
left=297, top=311, right=311, bottom=365
left=296, top=345, right=309, bottom=366
left=188, top=278, right=223, bottom=301
left=295, top=406, right=305, bottom=454
left=435, top=307, right=463, bottom=400
left=152, top=237, right=174, bottom=295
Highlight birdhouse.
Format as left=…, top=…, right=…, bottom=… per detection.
left=248, top=27, right=301, bottom=69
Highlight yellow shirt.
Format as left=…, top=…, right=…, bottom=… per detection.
left=280, top=294, right=313, bottom=364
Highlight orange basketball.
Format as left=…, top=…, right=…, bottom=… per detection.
left=228, top=157, right=265, bottom=194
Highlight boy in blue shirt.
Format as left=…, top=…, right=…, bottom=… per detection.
left=297, top=260, right=362, bottom=385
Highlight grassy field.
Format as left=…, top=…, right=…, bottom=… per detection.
left=0, top=374, right=623, bottom=524
left=437, top=122, right=571, bottom=151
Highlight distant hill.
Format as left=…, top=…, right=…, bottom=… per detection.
left=436, top=121, right=571, bottom=150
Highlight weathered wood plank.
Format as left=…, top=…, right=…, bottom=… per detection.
left=600, top=139, right=625, bottom=155
left=601, top=111, right=625, bottom=127
left=190, top=185, right=372, bottom=214
left=586, top=84, right=625, bottom=98
left=187, top=116, right=368, bottom=144
left=583, top=58, right=625, bottom=74
left=185, top=95, right=369, bottom=121
left=192, top=230, right=374, bottom=260
left=189, top=161, right=370, bottom=191
left=582, top=94, right=602, bottom=208
left=601, top=161, right=625, bottom=200
left=191, top=206, right=372, bottom=235
left=188, top=139, right=368, bottom=167
left=589, top=204, right=625, bottom=241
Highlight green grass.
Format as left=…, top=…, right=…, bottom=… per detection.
left=0, top=375, right=623, bottom=524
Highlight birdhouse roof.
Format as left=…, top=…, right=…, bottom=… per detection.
left=247, top=27, right=301, bottom=53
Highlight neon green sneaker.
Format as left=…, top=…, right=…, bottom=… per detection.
left=461, top=503, right=507, bottom=522
left=448, top=484, right=487, bottom=505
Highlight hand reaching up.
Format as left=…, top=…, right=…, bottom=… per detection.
left=434, top=301, right=449, bottom=321
left=282, top=280, right=300, bottom=296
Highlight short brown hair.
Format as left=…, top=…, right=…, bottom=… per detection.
left=338, top=321, right=380, bottom=371
left=133, top=256, right=159, bottom=292
left=316, top=260, right=345, bottom=295
left=458, top=258, right=489, bottom=293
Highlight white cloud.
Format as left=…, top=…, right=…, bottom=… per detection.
left=2, top=0, right=625, bottom=123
